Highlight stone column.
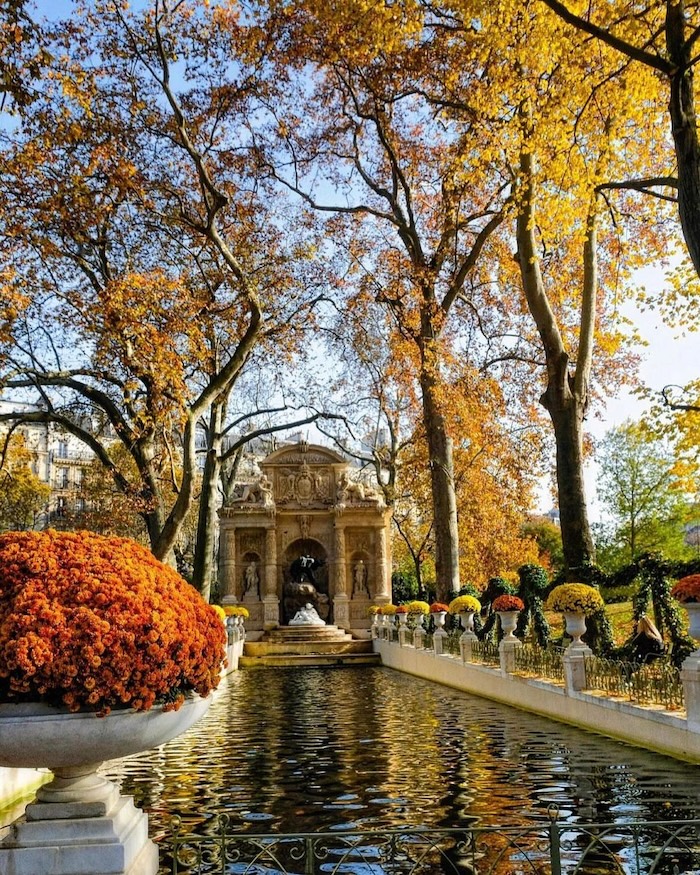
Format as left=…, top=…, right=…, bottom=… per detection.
left=374, top=525, right=390, bottom=600
left=333, top=524, right=347, bottom=595
left=263, top=526, right=279, bottom=628
left=460, top=632, right=476, bottom=663
left=681, top=650, right=700, bottom=732
left=499, top=638, right=522, bottom=674
left=433, top=627, right=447, bottom=655
left=563, top=643, right=592, bottom=692
left=219, top=525, right=238, bottom=604
left=333, top=523, right=350, bottom=630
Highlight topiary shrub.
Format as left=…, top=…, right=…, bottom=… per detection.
left=0, top=530, right=226, bottom=714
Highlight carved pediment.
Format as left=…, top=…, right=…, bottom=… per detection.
left=262, top=442, right=346, bottom=468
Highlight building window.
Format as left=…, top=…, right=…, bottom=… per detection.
left=56, top=497, right=66, bottom=517
left=75, top=498, right=85, bottom=512
left=59, top=467, right=69, bottom=489
left=58, top=441, right=68, bottom=459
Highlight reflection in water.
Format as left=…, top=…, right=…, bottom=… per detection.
left=104, top=667, right=700, bottom=848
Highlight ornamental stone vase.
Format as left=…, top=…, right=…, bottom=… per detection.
left=432, top=610, right=447, bottom=630
left=497, top=610, right=519, bottom=641
left=397, top=612, right=408, bottom=626
left=564, top=611, right=588, bottom=648
left=414, top=613, right=425, bottom=630
left=459, top=611, right=476, bottom=636
left=0, top=694, right=212, bottom=875
left=684, top=602, right=700, bottom=648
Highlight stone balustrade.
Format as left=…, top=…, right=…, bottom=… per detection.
left=375, top=629, right=700, bottom=763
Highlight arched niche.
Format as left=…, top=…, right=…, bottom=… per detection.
left=281, top=537, right=329, bottom=624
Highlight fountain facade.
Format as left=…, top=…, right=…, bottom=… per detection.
left=219, top=442, right=392, bottom=635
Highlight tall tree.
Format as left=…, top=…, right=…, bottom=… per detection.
left=0, top=431, right=49, bottom=530
left=597, top=420, right=694, bottom=563
left=0, top=1, right=316, bottom=575
left=256, top=1, right=514, bottom=596
left=539, top=0, right=700, bottom=277
left=434, top=0, right=676, bottom=573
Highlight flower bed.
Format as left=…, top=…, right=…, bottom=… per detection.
left=429, top=602, right=450, bottom=613
left=380, top=604, right=397, bottom=615
left=492, top=594, right=524, bottom=612
left=545, top=583, right=603, bottom=616
left=0, top=530, right=226, bottom=715
left=671, top=575, right=700, bottom=604
left=448, top=595, right=481, bottom=614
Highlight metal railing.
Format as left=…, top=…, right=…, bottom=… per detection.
left=584, top=656, right=685, bottom=710
left=513, top=644, right=566, bottom=683
left=163, top=816, right=700, bottom=874
left=443, top=630, right=462, bottom=656
left=471, top=639, right=501, bottom=666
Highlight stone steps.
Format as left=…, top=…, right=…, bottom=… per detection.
left=244, top=639, right=373, bottom=657
left=264, top=626, right=352, bottom=642
left=239, top=652, right=381, bottom=668
left=241, top=625, right=380, bottom=668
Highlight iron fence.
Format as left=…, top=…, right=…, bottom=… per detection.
left=513, top=644, right=566, bottom=683
left=471, top=639, right=501, bottom=666
left=584, top=656, right=685, bottom=710
left=443, top=630, right=462, bottom=656
left=163, top=816, right=700, bottom=874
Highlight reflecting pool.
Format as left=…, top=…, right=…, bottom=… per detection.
left=104, top=667, right=700, bottom=860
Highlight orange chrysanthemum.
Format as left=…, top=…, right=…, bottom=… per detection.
left=0, top=530, right=226, bottom=714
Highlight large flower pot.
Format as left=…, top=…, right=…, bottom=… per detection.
left=459, top=611, right=476, bottom=636
left=0, top=695, right=211, bottom=875
left=432, top=610, right=447, bottom=630
left=497, top=610, right=519, bottom=641
left=684, top=602, right=700, bottom=646
left=564, top=611, right=588, bottom=648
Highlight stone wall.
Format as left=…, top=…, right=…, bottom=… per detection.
left=374, top=638, right=700, bottom=763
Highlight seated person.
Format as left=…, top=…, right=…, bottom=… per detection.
left=630, top=615, right=665, bottom=664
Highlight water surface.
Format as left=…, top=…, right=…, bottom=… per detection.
left=105, top=666, right=700, bottom=842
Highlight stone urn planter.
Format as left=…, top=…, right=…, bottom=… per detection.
left=492, top=595, right=524, bottom=643
left=685, top=603, right=700, bottom=646
left=563, top=611, right=588, bottom=647
left=671, top=577, right=700, bottom=654
left=459, top=611, right=476, bottom=636
left=0, top=695, right=211, bottom=875
left=497, top=610, right=519, bottom=641
left=0, top=529, right=226, bottom=875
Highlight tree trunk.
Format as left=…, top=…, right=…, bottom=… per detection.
left=420, top=366, right=460, bottom=600
left=667, top=1, right=700, bottom=278
left=192, top=400, right=225, bottom=601
left=517, top=142, right=596, bottom=576
left=541, top=373, right=596, bottom=576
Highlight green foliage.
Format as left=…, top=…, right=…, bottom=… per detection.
left=599, top=583, right=637, bottom=604
left=392, top=571, right=418, bottom=604
left=597, top=421, right=695, bottom=566
left=515, top=563, right=550, bottom=648
left=520, top=517, right=564, bottom=571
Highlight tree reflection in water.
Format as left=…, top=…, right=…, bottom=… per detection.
left=104, top=667, right=700, bottom=871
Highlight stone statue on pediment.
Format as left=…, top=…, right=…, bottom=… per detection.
left=231, top=473, right=273, bottom=506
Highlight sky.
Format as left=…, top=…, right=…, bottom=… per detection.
left=558, top=266, right=698, bottom=523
